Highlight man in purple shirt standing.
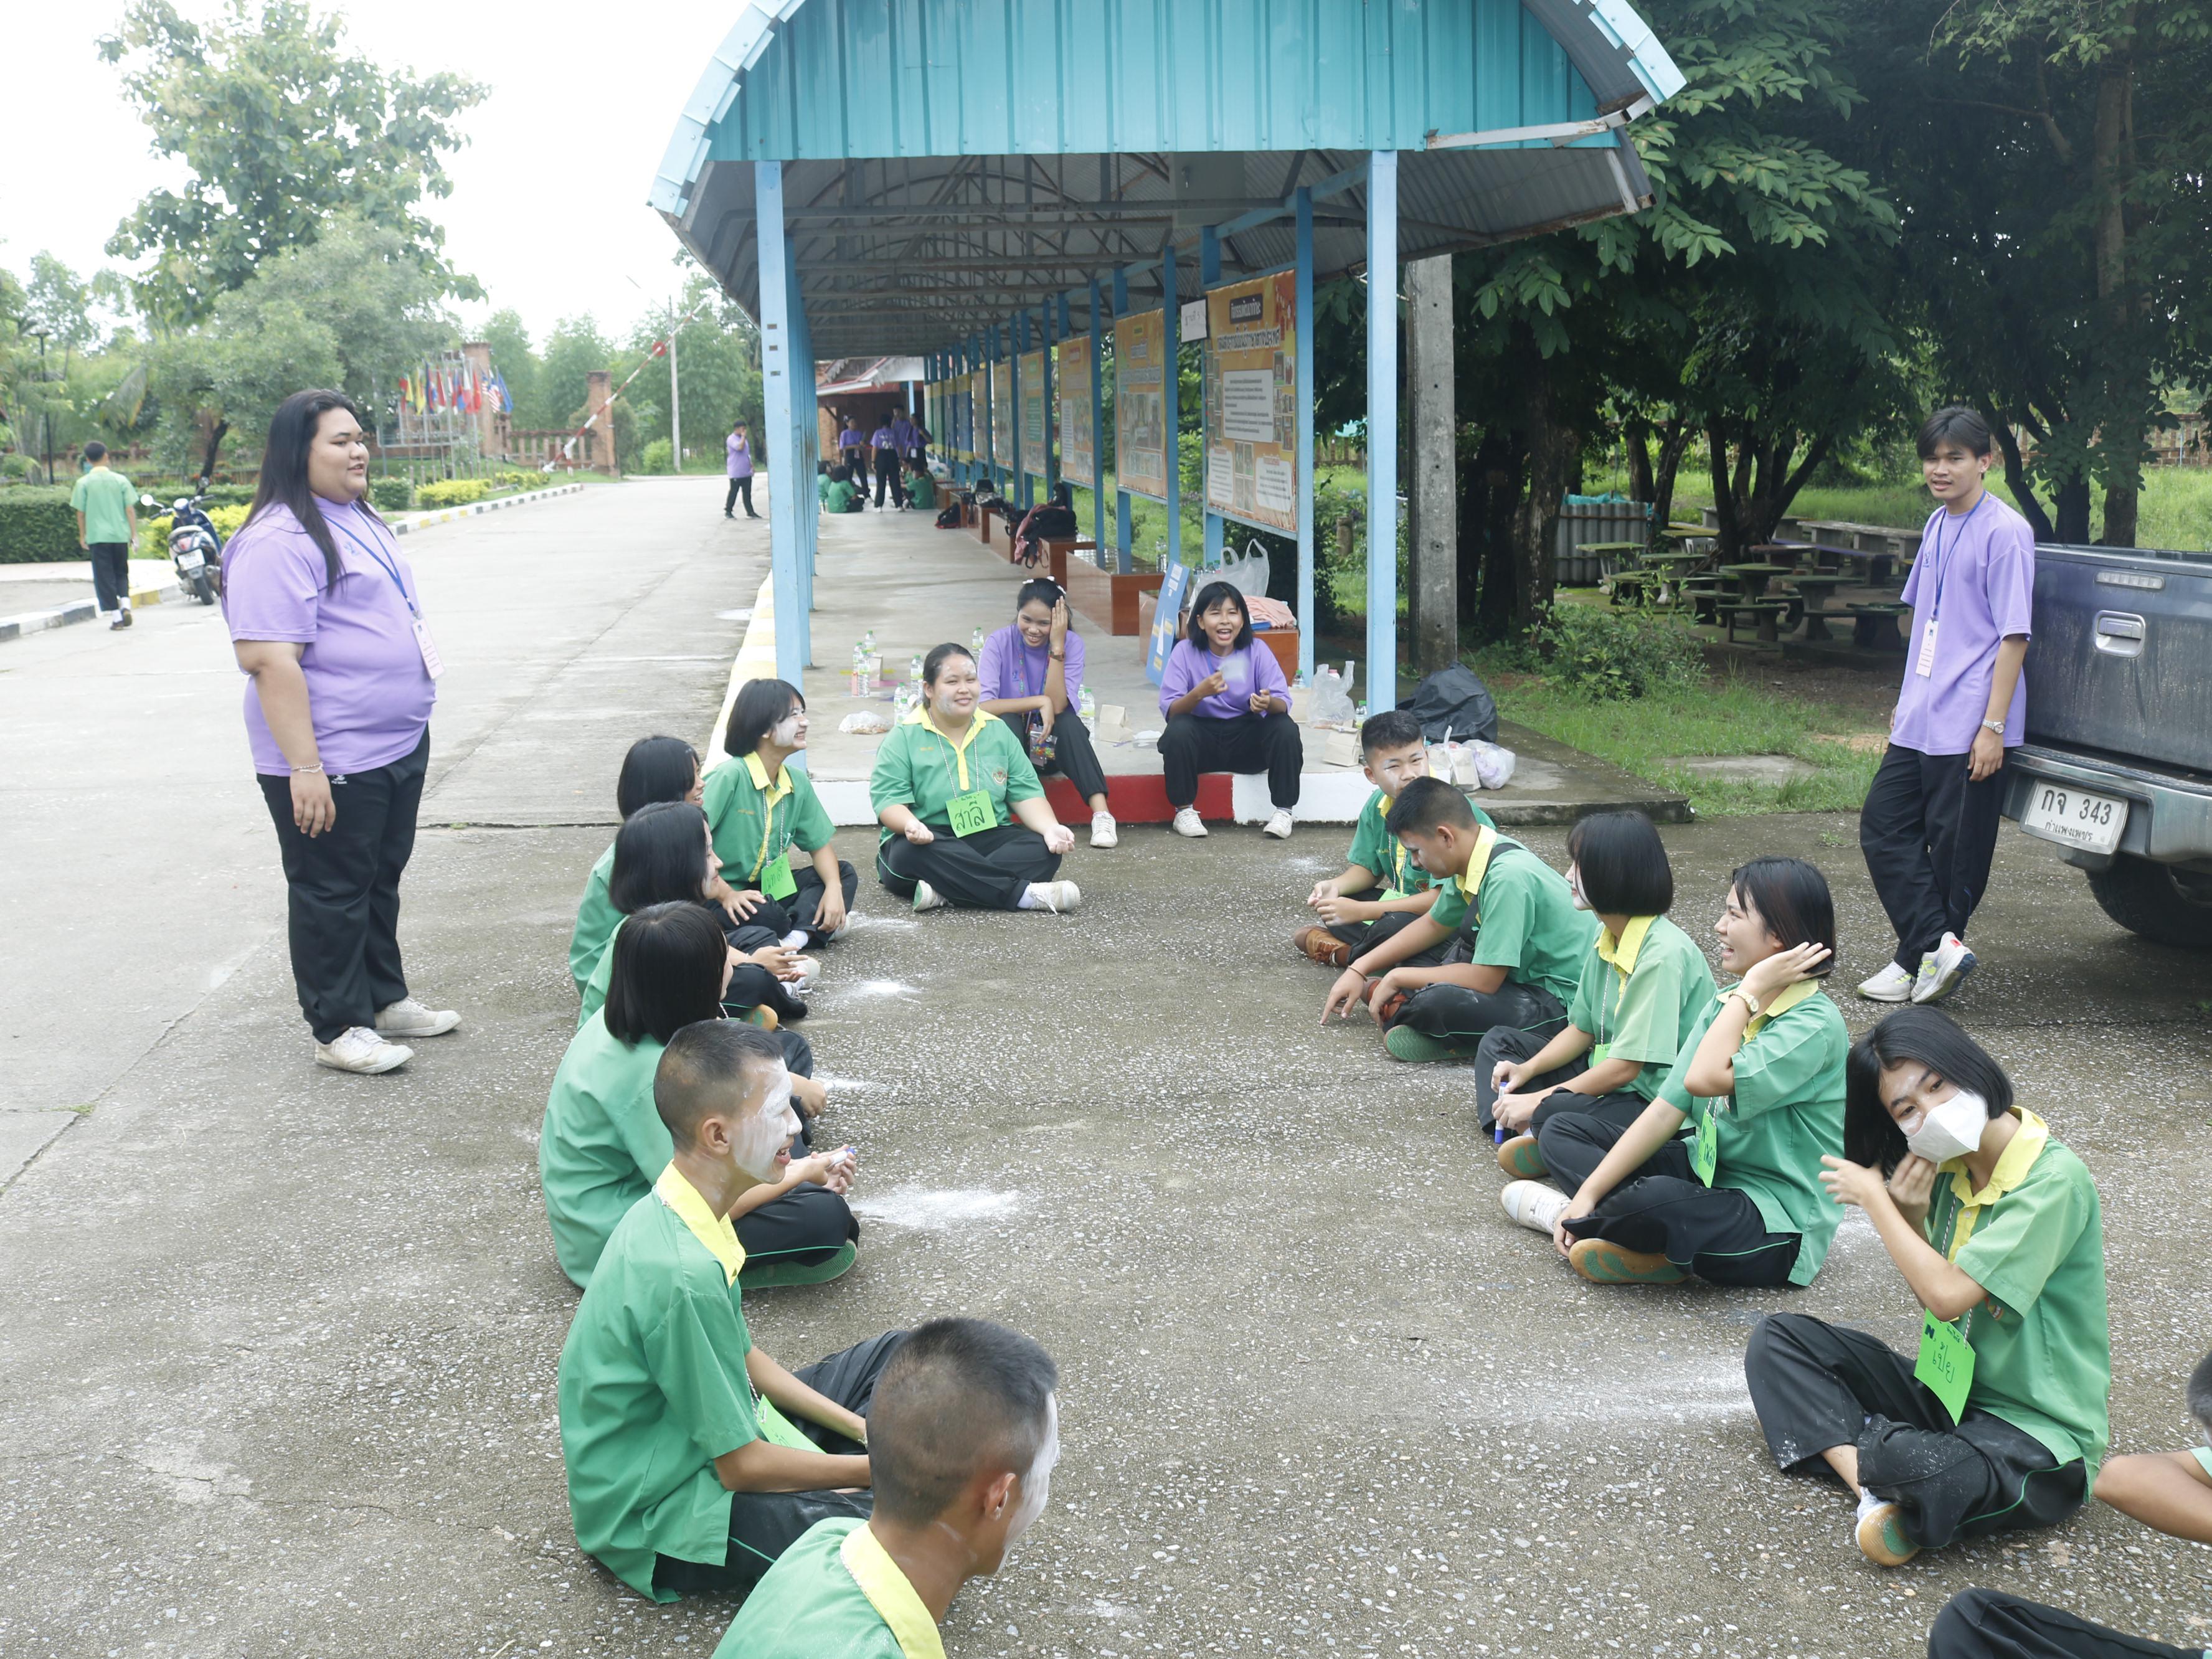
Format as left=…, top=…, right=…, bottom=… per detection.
left=1857, top=406, right=2034, bottom=1006
left=724, top=420, right=757, bottom=519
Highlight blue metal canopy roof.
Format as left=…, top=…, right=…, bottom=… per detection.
left=653, top=0, right=1682, bottom=358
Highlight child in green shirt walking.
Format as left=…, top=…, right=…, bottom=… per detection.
left=69, top=440, right=138, bottom=629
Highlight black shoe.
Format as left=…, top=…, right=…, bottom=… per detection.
left=724, top=511, right=734, bottom=519
left=112, top=612, right=133, bottom=630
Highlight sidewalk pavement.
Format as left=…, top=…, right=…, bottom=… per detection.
left=0, top=559, right=184, bottom=641
left=709, top=498, right=1688, bottom=827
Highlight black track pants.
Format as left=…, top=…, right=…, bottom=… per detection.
left=1926, top=1589, right=2197, bottom=1659
left=876, top=823, right=1061, bottom=910
left=1160, top=711, right=1302, bottom=810
left=1860, top=743, right=2005, bottom=971
left=1389, top=980, right=1567, bottom=1057
left=996, top=711, right=1109, bottom=806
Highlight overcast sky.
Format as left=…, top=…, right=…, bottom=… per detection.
left=0, top=3, right=743, bottom=347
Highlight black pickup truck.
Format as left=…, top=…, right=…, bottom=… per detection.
left=2001, top=542, right=2212, bottom=947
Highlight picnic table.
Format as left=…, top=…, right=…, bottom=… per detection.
left=1719, top=562, right=1792, bottom=600
left=1848, top=601, right=1911, bottom=651
left=1784, top=572, right=1853, bottom=641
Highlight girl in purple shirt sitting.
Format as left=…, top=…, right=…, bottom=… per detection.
left=978, top=577, right=1117, bottom=849
left=1156, top=580, right=1301, bottom=841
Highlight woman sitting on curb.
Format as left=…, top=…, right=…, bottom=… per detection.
left=978, top=577, right=1117, bottom=849
left=1156, top=580, right=1300, bottom=841
left=704, top=679, right=858, bottom=952
left=572, top=734, right=742, bottom=998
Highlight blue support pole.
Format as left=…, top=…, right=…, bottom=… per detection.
left=755, top=160, right=806, bottom=690
left=1365, top=151, right=1399, bottom=711
left=1088, top=278, right=1105, bottom=559
left=1044, top=297, right=1062, bottom=498
left=1199, top=226, right=1223, bottom=569
left=1296, top=187, right=1317, bottom=681
left=985, top=326, right=998, bottom=488
left=1163, top=245, right=1181, bottom=575
left=1012, top=311, right=1028, bottom=508
left=1113, top=267, right=1132, bottom=574
left=790, top=240, right=815, bottom=653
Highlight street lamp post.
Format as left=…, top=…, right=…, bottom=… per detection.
left=29, top=330, right=52, bottom=483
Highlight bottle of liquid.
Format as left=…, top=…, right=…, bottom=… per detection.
left=970, top=625, right=986, bottom=656
left=909, top=652, right=924, bottom=684
left=1078, top=687, right=1097, bottom=725
left=863, top=628, right=876, bottom=656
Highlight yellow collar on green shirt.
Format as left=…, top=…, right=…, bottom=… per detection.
left=1940, top=1107, right=2049, bottom=1259
left=840, top=1524, right=946, bottom=1659
left=1451, top=826, right=1501, bottom=903
left=652, top=1163, right=747, bottom=1286
left=1595, top=915, right=1658, bottom=976
left=1718, top=976, right=1818, bottom=1037
left=902, top=706, right=994, bottom=789
left=743, top=749, right=793, bottom=808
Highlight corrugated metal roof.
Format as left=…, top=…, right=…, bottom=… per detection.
left=653, top=0, right=1682, bottom=359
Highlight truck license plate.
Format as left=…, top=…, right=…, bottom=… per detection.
left=2020, top=783, right=2127, bottom=854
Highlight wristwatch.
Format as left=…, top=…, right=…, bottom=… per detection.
left=1724, top=987, right=1761, bottom=1017
left=1980, top=718, right=2005, bottom=734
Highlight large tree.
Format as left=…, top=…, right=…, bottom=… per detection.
left=100, top=0, right=485, bottom=326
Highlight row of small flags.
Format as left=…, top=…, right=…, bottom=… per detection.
left=397, top=364, right=512, bottom=416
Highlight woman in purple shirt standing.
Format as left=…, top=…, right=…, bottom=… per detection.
left=224, top=389, right=459, bottom=1075
left=1157, top=580, right=1301, bottom=841
left=978, top=577, right=1117, bottom=848
left=724, top=420, right=757, bottom=519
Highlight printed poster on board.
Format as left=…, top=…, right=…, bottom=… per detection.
left=970, top=369, right=989, bottom=463
left=1056, top=336, right=1094, bottom=487
left=1115, top=310, right=1170, bottom=501
left=990, top=360, right=1013, bottom=469
left=1019, top=349, right=1049, bottom=475
left=1202, top=273, right=1299, bottom=534
left=1146, top=558, right=1193, bottom=686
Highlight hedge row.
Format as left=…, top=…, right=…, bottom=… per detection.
left=0, top=488, right=80, bottom=564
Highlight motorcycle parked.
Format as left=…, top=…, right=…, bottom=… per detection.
left=144, top=490, right=222, bottom=605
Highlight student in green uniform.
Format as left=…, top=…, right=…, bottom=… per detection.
left=1297, top=710, right=1495, bottom=969
left=579, top=802, right=808, bottom=1029
left=2093, top=1349, right=2212, bottom=1544
left=712, top=1318, right=1061, bottom=1658
left=70, top=440, right=139, bottom=629
left=1744, top=1008, right=2110, bottom=1567
left=572, top=734, right=740, bottom=998
left=825, top=467, right=863, bottom=514
left=871, top=642, right=1080, bottom=914
left=904, top=460, right=937, bottom=512
left=704, top=678, right=858, bottom=950
left=557, top=1019, right=909, bottom=1602
left=1320, top=778, right=1595, bottom=1064
left=1473, top=811, right=1713, bottom=1172
left=542, top=902, right=856, bottom=1293
left=1500, top=857, right=1848, bottom=1289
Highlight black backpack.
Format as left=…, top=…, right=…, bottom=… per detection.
left=935, top=504, right=962, bottom=529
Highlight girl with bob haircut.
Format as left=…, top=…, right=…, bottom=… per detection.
left=1744, top=1006, right=2110, bottom=1569
left=1156, top=580, right=1301, bottom=840
left=579, top=801, right=810, bottom=1027
left=571, top=734, right=745, bottom=997
left=1476, top=811, right=1714, bottom=1191
left=541, top=902, right=857, bottom=1293
left=703, top=679, right=859, bottom=952
left=869, top=642, right=1079, bottom=914
left=1510, top=856, right=1850, bottom=1289
left=978, top=577, right=1118, bottom=849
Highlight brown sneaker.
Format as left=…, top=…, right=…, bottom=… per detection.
left=1567, top=1236, right=1687, bottom=1285
left=1293, top=925, right=1353, bottom=968
left=1496, top=1133, right=1547, bottom=1178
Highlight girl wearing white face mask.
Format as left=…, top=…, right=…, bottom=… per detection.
left=702, top=679, right=859, bottom=952
left=1744, top=1008, right=2110, bottom=1570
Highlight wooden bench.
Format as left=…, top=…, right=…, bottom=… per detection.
left=1606, top=570, right=1655, bottom=606
left=1718, top=599, right=1792, bottom=645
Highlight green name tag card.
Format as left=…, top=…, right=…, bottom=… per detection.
left=759, top=855, right=798, bottom=900
left=947, top=788, right=996, bottom=838
left=1914, top=1310, right=1975, bottom=1424
left=1381, top=887, right=1408, bottom=903
left=1690, top=1105, right=1719, bottom=1186
left=1589, top=1042, right=1610, bottom=1066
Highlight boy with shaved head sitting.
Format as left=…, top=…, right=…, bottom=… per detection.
left=716, top=1318, right=1061, bottom=1656
left=555, top=1019, right=907, bottom=1601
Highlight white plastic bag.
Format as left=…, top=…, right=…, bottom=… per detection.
left=838, top=710, right=891, bottom=734
left=1468, top=739, right=1516, bottom=790
left=1308, top=666, right=1355, bottom=727
left=1217, top=541, right=1271, bottom=598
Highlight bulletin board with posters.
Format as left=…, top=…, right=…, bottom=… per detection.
left=970, top=369, right=989, bottom=464
left=990, top=361, right=1013, bottom=470
left=1201, top=272, right=1299, bottom=535
left=1114, top=310, right=1170, bottom=502
left=1019, top=349, right=1049, bottom=476
left=1056, top=336, right=1094, bottom=487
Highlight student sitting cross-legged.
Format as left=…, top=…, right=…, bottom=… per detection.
left=572, top=735, right=746, bottom=999
left=1501, top=856, right=1848, bottom=1290
left=1473, top=810, right=1714, bottom=1175
left=1296, top=709, right=1495, bottom=969
left=705, top=679, right=859, bottom=953
left=2092, top=1348, right=2212, bottom=1546
left=542, top=902, right=857, bottom=1295
left=557, top=1019, right=909, bottom=1602
left=713, top=1318, right=1061, bottom=1657
left=580, top=803, right=812, bottom=1029
left=1158, top=580, right=1302, bottom=841
left=1743, top=1008, right=2110, bottom=1568
left=871, top=643, right=1080, bottom=914
left=1320, top=778, right=1595, bottom=1064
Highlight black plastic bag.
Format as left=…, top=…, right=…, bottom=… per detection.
left=1401, top=664, right=1498, bottom=744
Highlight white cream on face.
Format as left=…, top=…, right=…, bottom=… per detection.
left=1002, top=1396, right=1061, bottom=1548
left=770, top=711, right=805, bottom=747
left=731, top=1063, right=801, bottom=1184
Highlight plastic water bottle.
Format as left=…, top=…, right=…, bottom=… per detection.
left=1354, top=701, right=1370, bottom=723
left=1292, top=670, right=1308, bottom=691
left=1079, top=687, right=1097, bottom=724
left=863, top=628, right=876, bottom=656
left=909, top=653, right=924, bottom=683
left=970, top=625, right=986, bottom=656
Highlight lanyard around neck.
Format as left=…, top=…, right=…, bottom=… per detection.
left=328, top=511, right=415, bottom=616
left=1924, top=493, right=1986, bottom=624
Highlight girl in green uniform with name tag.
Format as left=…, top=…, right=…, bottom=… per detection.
left=704, top=679, right=859, bottom=952
left=1518, top=856, right=1847, bottom=1288
left=1744, top=1006, right=2110, bottom=1568
left=871, top=643, right=1080, bottom=914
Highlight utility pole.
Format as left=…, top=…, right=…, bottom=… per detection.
left=668, top=298, right=682, bottom=475
left=30, top=331, right=52, bottom=483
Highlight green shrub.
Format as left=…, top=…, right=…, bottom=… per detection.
left=144, top=503, right=252, bottom=549
left=0, top=487, right=80, bottom=564
left=416, top=478, right=488, bottom=508
left=639, top=438, right=674, bottom=475
left=367, top=476, right=412, bottom=513
left=1521, top=603, right=1704, bottom=701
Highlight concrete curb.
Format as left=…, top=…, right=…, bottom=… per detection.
left=389, top=481, right=585, bottom=535
left=0, top=573, right=185, bottom=644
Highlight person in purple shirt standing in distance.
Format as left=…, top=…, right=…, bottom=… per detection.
left=224, top=389, right=460, bottom=1075
left=978, top=577, right=1118, bottom=849
left=1158, top=580, right=1301, bottom=841
left=724, top=420, right=757, bottom=519
left=1856, top=407, right=2034, bottom=1008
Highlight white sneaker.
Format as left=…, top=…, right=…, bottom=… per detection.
left=1912, top=932, right=1977, bottom=1004
left=1500, top=1179, right=1569, bottom=1235
left=1027, top=879, right=1082, bottom=914
left=316, top=1026, right=414, bottom=1074
left=912, top=880, right=947, bottom=914
left=1089, top=810, right=1119, bottom=849
left=374, top=997, right=460, bottom=1037
left=1856, top=962, right=1916, bottom=1003
left=786, top=955, right=824, bottom=994
left=1262, top=808, right=1295, bottom=840
left=1172, top=807, right=1208, bottom=838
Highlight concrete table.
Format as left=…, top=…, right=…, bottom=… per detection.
left=1784, top=572, right=1853, bottom=640
left=1719, top=562, right=1791, bottom=600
